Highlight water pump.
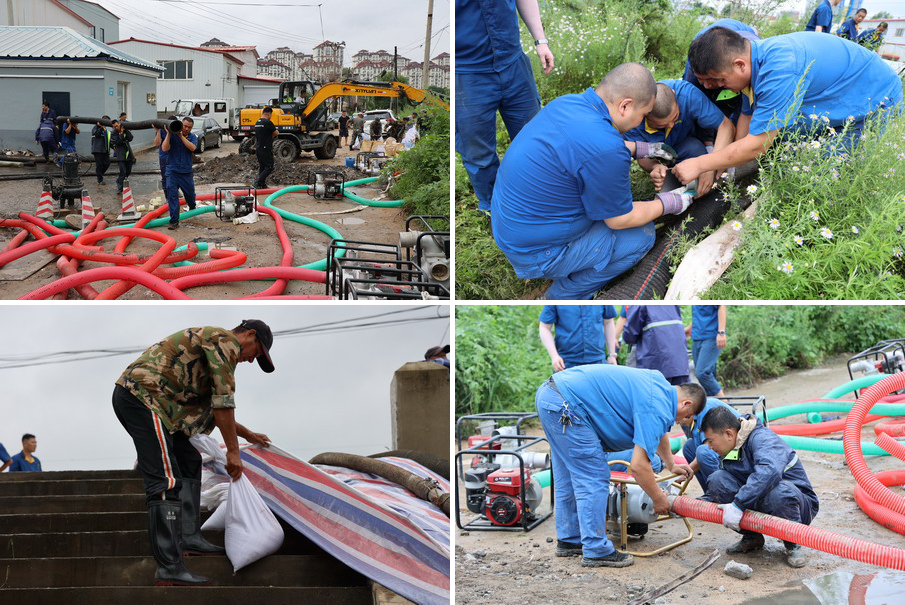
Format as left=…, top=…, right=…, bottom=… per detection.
left=464, top=466, right=544, bottom=526
left=306, top=170, right=345, bottom=199
left=214, top=187, right=256, bottom=221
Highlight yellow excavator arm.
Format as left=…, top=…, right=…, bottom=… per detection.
left=301, top=81, right=450, bottom=119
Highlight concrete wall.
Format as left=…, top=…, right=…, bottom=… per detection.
left=110, top=41, right=240, bottom=113
left=390, top=362, right=449, bottom=461
left=0, top=61, right=159, bottom=153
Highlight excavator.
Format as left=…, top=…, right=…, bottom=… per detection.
left=237, top=80, right=449, bottom=163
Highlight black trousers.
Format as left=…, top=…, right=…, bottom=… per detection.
left=255, top=149, right=274, bottom=188
left=94, top=153, right=110, bottom=182
left=116, top=159, right=133, bottom=192
left=112, top=384, right=201, bottom=503
left=40, top=141, right=56, bottom=162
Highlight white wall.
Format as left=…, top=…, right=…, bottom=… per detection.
left=0, top=0, right=91, bottom=34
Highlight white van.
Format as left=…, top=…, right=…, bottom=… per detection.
left=171, top=99, right=235, bottom=130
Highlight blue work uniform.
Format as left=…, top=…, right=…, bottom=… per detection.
left=8, top=452, right=42, bottom=472
left=492, top=88, right=655, bottom=300
left=622, top=305, right=689, bottom=384
left=623, top=79, right=725, bottom=161
left=58, top=123, right=77, bottom=166
left=0, top=443, right=9, bottom=465
left=35, top=118, right=58, bottom=161
left=835, top=17, right=859, bottom=41
left=455, top=0, right=541, bottom=212
left=539, top=305, right=617, bottom=368
left=804, top=0, right=833, bottom=32
left=535, top=365, right=677, bottom=557
left=690, top=305, right=722, bottom=396
left=858, top=28, right=885, bottom=50
left=701, top=416, right=819, bottom=529
left=741, top=32, right=903, bottom=150
left=681, top=397, right=739, bottom=490
left=158, top=129, right=170, bottom=191
left=165, top=131, right=198, bottom=225
left=683, top=19, right=760, bottom=121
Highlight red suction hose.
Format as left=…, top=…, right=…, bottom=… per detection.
left=670, top=495, right=905, bottom=571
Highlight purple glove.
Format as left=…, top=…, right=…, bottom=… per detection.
left=657, top=192, right=693, bottom=215
left=633, top=141, right=678, bottom=162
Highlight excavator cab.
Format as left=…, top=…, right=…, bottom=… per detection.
left=274, top=81, right=319, bottom=116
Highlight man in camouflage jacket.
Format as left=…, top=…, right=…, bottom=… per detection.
left=112, top=319, right=275, bottom=586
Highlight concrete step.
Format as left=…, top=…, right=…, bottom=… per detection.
left=0, top=554, right=368, bottom=588
left=0, top=512, right=146, bottom=533
left=0, top=479, right=145, bottom=496
left=0, top=529, right=325, bottom=558
left=0, top=494, right=146, bottom=514
left=0, top=586, right=373, bottom=605
left=0, top=470, right=139, bottom=482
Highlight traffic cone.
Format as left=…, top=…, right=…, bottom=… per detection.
left=116, top=179, right=140, bottom=221
left=36, top=185, right=54, bottom=222
left=81, top=190, right=96, bottom=228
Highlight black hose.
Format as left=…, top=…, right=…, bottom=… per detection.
left=55, top=116, right=182, bottom=132
left=597, top=160, right=760, bottom=300
left=0, top=169, right=161, bottom=182
left=369, top=449, right=450, bottom=480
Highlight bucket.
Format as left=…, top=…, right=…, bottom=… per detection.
left=345, top=156, right=354, bottom=168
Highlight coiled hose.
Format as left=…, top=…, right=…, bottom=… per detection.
left=669, top=495, right=905, bottom=571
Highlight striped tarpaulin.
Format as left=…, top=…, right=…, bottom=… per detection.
left=239, top=445, right=450, bottom=605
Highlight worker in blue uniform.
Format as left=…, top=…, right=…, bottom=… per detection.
left=680, top=396, right=739, bottom=490
left=455, top=0, right=554, bottom=214
left=161, top=117, right=198, bottom=230
left=683, top=18, right=760, bottom=128
left=700, top=406, right=818, bottom=568
left=804, top=0, right=840, bottom=33
left=538, top=305, right=618, bottom=370
left=622, top=305, right=689, bottom=385
left=624, top=80, right=735, bottom=196
left=858, top=22, right=888, bottom=51
left=535, top=364, right=704, bottom=567
left=492, top=63, right=695, bottom=300
left=836, top=8, right=867, bottom=41
left=686, top=305, right=726, bottom=397
left=674, top=28, right=904, bottom=187
left=8, top=434, right=42, bottom=472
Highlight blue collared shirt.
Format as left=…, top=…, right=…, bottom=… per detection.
left=165, top=132, right=198, bottom=174
left=455, top=0, right=523, bottom=73
left=690, top=305, right=719, bottom=340
left=0, top=443, right=9, bottom=464
left=858, top=28, right=885, bottom=49
left=623, top=80, right=725, bottom=147
left=492, top=88, right=633, bottom=261
left=552, top=365, right=677, bottom=462
left=742, top=32, right=903, bottom=135
left=9, top=452, right=42, bottom=472
left=539, top=305, right=617, bottom=367
left=804, top=0, right=833, bottom=32
left=836, top=18, right=859, bottom=41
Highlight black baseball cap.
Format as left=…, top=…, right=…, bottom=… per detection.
left=424, top=344, right=450, bottom=359
left=240, top=319, right=274, bottom=373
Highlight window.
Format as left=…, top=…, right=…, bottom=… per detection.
left=214, top=102, right=226, bottom=113
left=98, top=27, right=105, bottom=42
left=116, top=82, right=129, bottom=117
left=158, top=60, right=193, bottom=80
left=895, top=28, right=904, bottom=37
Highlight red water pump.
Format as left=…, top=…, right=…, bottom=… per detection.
left=483, top=467, right=542, bottom=526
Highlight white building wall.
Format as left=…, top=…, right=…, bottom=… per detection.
left=110, top=41, right=240, bottom=113
left=0, top=0, right=90, bottom=35
left=59, top=0, right=119, bottom=42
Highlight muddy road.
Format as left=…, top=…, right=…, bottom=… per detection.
left=0, top=140, right=407, bottom=299
left=454, top=357, right=905, bottom=605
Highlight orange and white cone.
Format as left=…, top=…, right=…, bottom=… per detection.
left=116, top=179, right=140, bottom=221
left=36, top=186, right=54, bottom=222
left=81, top=190, right=96, bottom=228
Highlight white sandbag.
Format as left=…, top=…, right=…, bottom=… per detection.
left=201, top=499, right=229, bottom=530
left=224, top=474, right=284, bottom=572
left=200, top=478, right=230, bottom=511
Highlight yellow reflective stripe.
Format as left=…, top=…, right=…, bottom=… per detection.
left=742, top=86, right=754, bottom=106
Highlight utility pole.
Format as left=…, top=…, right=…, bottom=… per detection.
left=393, top=46, right=398, bottom=114
left=421, top=0, right=433, bottom=91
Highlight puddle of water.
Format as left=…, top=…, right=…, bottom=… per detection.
left=336, top=217, right=365, bottom=225
left=739, top=570, right=905, bottom=605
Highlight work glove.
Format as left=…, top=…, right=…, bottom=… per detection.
left=719, top=502, right=744, bottom=532
left=634, top=141, right=678, bottom=162
left=705, top=144, right=714, bottom=154
left=656, top=191, right=694, bottom=216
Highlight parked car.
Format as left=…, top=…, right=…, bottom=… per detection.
left=326, top=111, right=342, bottom=129
left=188, top=117, right=222, bottom=153
left=363, top=109, right=395, bottom=137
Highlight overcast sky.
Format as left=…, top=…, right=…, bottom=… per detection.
left=94, top=0, right=450, bottom=64
left=0, top=304, right=450, bottom=471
